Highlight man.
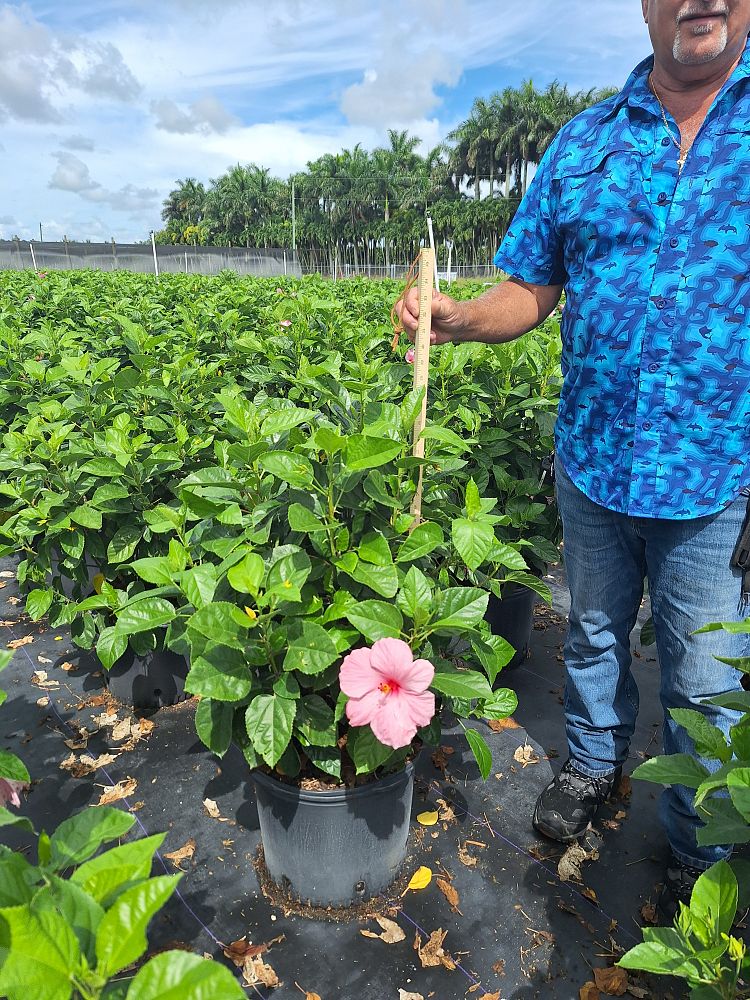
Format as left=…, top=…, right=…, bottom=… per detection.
left=397, top=0, right=750, bottom=916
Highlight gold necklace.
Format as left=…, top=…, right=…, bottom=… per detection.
left=649, top=73, right=688, bottom=173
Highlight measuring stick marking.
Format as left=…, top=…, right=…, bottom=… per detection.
left=409, top=247, right=434, bottom=526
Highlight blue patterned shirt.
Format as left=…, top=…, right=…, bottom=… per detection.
left=494, top=40, right=750, bottom=519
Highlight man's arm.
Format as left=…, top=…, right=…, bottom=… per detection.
left=397, top=277, right=563, bottom=346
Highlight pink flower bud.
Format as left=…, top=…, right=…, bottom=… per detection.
left=405, top=348, right=415, bottom=364
left=279, top=319, right=292, bottom=328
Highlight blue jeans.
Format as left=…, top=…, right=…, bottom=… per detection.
left=556, top=459, right=750, bottom=869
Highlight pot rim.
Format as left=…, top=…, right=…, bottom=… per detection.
left=251, top=759, right=415, bottom=805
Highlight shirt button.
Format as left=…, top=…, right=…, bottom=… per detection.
left=648, top=363, right=659, bottom=373
left=657, top=192, right=668, bottom=205
left=643, top=421, right=653, bottom=431
left=656, top=297, right=667, bottom=309
left=669, top=237, right=679, bottom=248
left=661, top=137, right=671, bottom=147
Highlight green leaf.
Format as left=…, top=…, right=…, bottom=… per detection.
left=116, top=597, right=175, bottom=635
left=195, top=700, right=234, bottom=757
left=347, top=727, right=394, bottom=774
left=227, top=553, right=265, bottom=596
left=395, top=521, right=443, bottom=563
left=25, top=588, right=54, bottom=621
left=258, top=451, right=314, bottom=488
left=420, top=425, right=472, bottom=451
left=632, top=753, right=711, bottom=789
left=347, top=559, right=399, bottom=599
left=81, top=457, right=127, bottom=477
left=452, top=518, right=495, bottom=570
left=95, top=875, right=181, bottom=977
left=129, top=558, right=174, bottom=586
left=245, top=694, right=296, bottom=767
left=727, top=767, right=750, bottom=823
left=261, top=407, right=312, bottom=436
left=395, top=566, right=433, bottom=626
left=179, top=490, right=227, bottom=520
left=488, top=543, right=528, bottom=571
left=730, top=718, right=750, bottom=760
left=481, top=688, right=520, bottom=720
left=49, top=807, right=136, bottom=870
left=70, top=834, right=166, bottom=905
left=0, top=905, right=80, bottom=1000
left=465, top=728, right=492, bottom=780
left=288, top=503, right=327, bottom=534
left=706, top=691, right=750, bottom=713
left=0, top=855, right=36, bottom=907
left=345, top=434, right=402, bottom=471
left=31, top=878, right=104, bottom=966
left=471, top=634, right=515, bottom=685
left=0, top=806, right=34, bottom=833
left=640, top=615, right=656, bottom=646
left=283, top=622, right=339, bottom=676
left=358, top=531, right=393, bottom=566
left=432, top=587, right=489, bottom=629
left=107, top=525, right=142, bottom=564
left=0, top=752, right=29, bottom=785
left=697, top=798, right=750, bottom=847
left=618, top=937, right=692, bottom=975
left=181, top=564, right=217, bottom=609
left=313, top=427, right=345, bottom=455
left=70, top=505, right=103, bottom=530
left=186, top=603, right=247, bottom=649
left=691, top=860, right=737, bottom=938
left=96, top=627, right=128, bottom=671
left=126, top=950, right=246, bottom=1000
left=345, top=600, right=403, bottom=641
left=305, top=746, right=342, bottom=780
left=465, top=478, right=482, bottom=519
left=669, top=709, right=732, bottom=764
left=431, top=667, right=494, bottom=701
left=266, top=547, right=312, bottom=593
left=185, top=648, right=252, bottom=701
left=296, top=695, right=337, bottom=748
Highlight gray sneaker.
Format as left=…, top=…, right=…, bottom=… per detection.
left=533, top=759, right=622, bottom=842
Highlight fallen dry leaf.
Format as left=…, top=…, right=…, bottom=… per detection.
left=458, top=843, right=478, bottom=868
left=93, top=711, right=118, bottom=729
left=295, top=984, right=322, bottom=1000
left=37, top=655, right=52, bottom=664
left=558, top=843, right=598, bottom=883
left=640, top=902, right=657, bottom=925
left=8, top=635, right=33, bottom=650
left=478, top=993, right=502, bottom=1000
left=626, top=986, right=649, bottom=998
left=398, top=992, right=424, bottom=1000
left=96, top=776, right=137, bottom=806
left=615, top=775, right=632, bottom=799
left=431, top=745, right=454, bottom=773
left=436, top=878, right=461, bottom=913
left=582, top=887, right=598, bottom=904
left=60, top=661, right=75, bottom=672
left=513, top=743, right=539, bottom=767
left=111, top=716, right=135, bottom=741
left=414, top=928, right=456, bottom=970
left=242, top=956, right=280, bottom=989
left=488, top=717, right=521, bottom=732
left=31, top=669, right=59, bottom=689
left=7, top=596, right=21, bottom=605
left=416, top=810, right=439, bottom=826
left=203, top=798, right=221, bottom=818
left=359, top=916, right=406, bottom=944
left=492, top=959, right=505, bottom=975
left=436, top=798, right=457, bottom=822
left=164, top=837, right=196, bottom=869
left=593, top=966, right=628, bottom=996
left=60, top=753, right=119, bottom=778
left=0, top=570, right=15, bottom=578
left=36, top=696, right=50, bottom=707
left=223, top=934, right=285, bottom=967
left=580, top=984, right=600, bottom=1000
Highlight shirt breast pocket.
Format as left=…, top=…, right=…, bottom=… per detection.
left=553, top=144, right=647, bottom=272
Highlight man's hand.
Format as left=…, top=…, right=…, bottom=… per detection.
left=394, top=287, right=464, bottom=346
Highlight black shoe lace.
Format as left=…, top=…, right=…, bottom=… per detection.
left=558, top=761, right=615, bottom=802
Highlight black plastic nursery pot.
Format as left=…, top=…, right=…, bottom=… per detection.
left=105, top=646, right=190, bottom=710
left=485, top=582, right=537, bottom=669
left=251, top=761, right=415, bottom=908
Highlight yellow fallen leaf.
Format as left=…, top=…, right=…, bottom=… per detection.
left=417, top=810, right=439, bottom=826
left=93, top=573, right=105, bottom=594
left=402, top=866, right=432, bottom=894
left=244, top=607, right=257, bottom=620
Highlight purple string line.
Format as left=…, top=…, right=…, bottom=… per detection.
left=428, top=778, right=642, bottom=946
left=6, top=624, right=268, bottom=1000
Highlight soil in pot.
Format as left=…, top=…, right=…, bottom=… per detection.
left=251, top=761, right=415, bottom=911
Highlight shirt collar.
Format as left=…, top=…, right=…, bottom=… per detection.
left=616, top=33, right=750, bottom=115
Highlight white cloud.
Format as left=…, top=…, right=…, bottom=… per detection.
left=49, top=151, right=158, bottom=213
left=60, top=133, right=96, bottom=151
left=151, top=95, right=237, bottom=134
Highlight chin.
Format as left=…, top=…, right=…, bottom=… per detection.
left=673, top=22, right=729, bottom=64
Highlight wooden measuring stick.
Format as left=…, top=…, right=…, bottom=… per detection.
left=409, top=247, right=435, bottom=526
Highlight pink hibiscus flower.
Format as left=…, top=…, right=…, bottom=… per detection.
left=279, top=319, right=292, bottom=328
left=405, top=348, right=415, bottom=364
left=339, top=638, right=435, bottom=749
left=0, top=778, right=27, bottom=809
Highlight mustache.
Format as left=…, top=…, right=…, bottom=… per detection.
left=677, top=4, right=729, bottom=21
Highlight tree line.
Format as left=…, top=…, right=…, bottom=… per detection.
left=156, top=79, right=617, bottom=270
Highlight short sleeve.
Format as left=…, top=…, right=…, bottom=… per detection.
left=493, top=136, right=566, bottom=286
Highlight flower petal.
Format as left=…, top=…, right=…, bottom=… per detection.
left=339, top=646, right=377, bottom=699
left=345, top=688, right=385, bottom=728
left=369, top=688, right=435, bottom=749
left=369, top=637, right=414, bottom=683
left=397, top=657, right=434, bottom=694
left=0, top=778, right=25, bottom=809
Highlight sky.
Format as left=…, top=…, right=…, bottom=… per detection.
left=1, top=1, right=652, bottom=244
